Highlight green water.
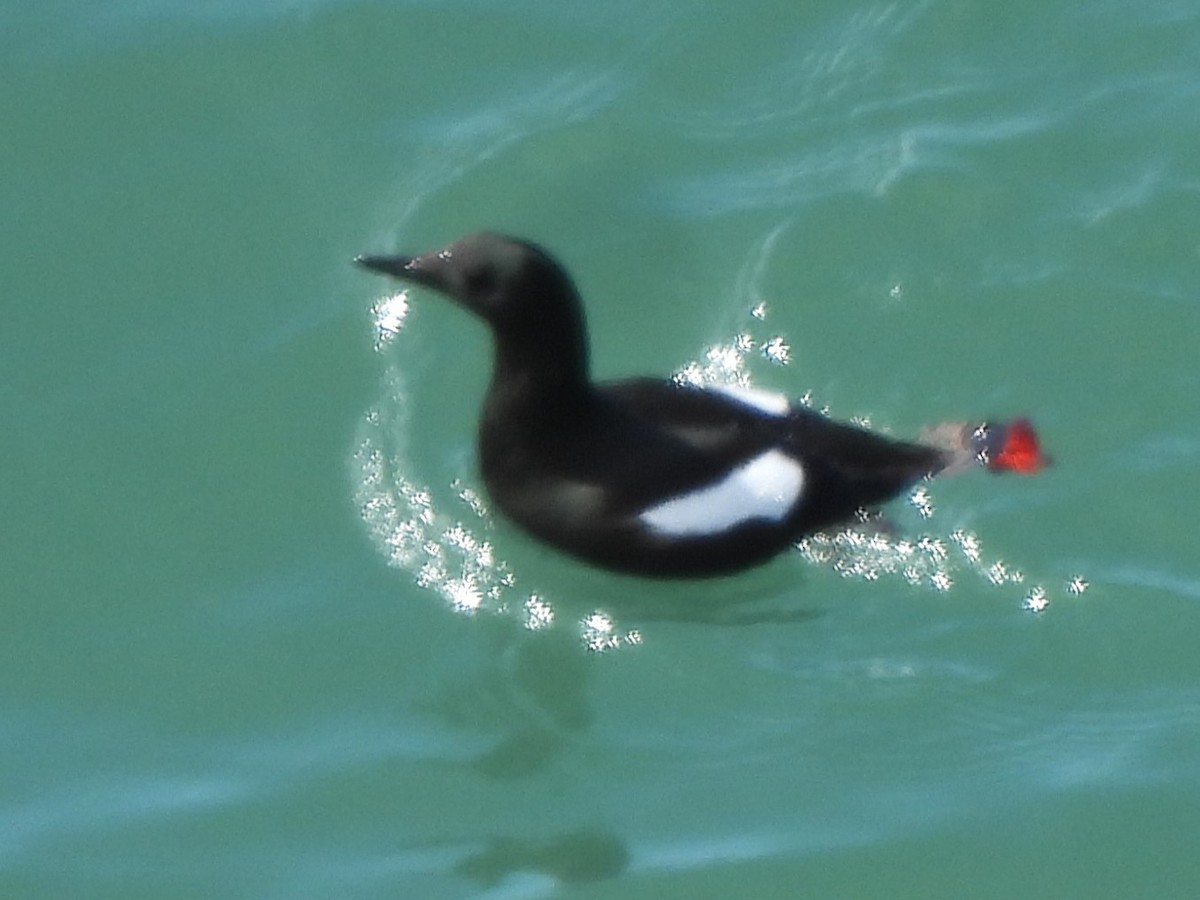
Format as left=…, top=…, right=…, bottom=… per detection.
left=4, top=1, right=1199, bottom=897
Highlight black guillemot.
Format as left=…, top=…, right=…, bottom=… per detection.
left=356, top=232, right=1047, bottom=578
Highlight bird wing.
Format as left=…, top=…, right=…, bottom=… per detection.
left=593, top=378, right=948, bottom=517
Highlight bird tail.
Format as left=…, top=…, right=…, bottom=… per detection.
left=921, top=418, right=1050, bottom=475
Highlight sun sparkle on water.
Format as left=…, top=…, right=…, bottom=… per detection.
left=354, top=290, right=1087, bottom=650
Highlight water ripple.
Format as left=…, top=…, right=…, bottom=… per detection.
left=352, top=229, right=1079, bottom=653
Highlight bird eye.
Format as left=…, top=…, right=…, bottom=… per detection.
left=464, top=266, right=496, bottom=296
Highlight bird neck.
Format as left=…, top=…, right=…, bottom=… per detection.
left=488, top=327, right=592, bottom=415
left=485, top=287, right=593, bottom=415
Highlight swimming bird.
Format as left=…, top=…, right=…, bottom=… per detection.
left=356, top=233, right=1046, bottom=578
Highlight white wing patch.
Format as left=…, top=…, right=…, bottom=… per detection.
left=710, top=384, right=790, bottom=417
left=638, top=449, right=806, bottom=537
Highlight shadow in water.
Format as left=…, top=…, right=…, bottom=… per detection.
left=556, top=560, right=826, bottom=629
left=420, top=625, right=594, bottom=780
left=456, top=828, right=629, bottom=888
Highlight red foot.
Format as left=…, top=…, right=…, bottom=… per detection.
left=987, top=418, right=1050, bottom=474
